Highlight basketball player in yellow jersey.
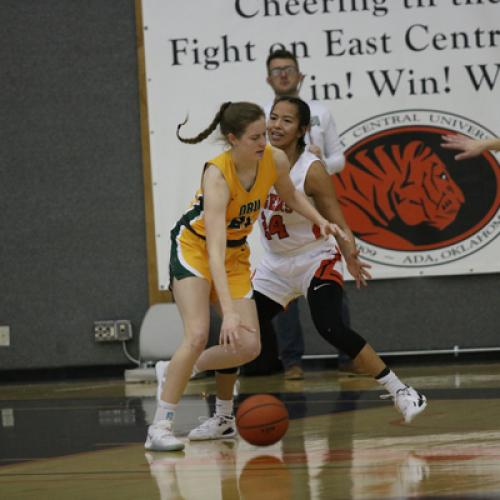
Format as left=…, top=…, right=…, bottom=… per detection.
left=170, top=139, right=277, bottom=303
left=145, top=102, right=344, bottom=452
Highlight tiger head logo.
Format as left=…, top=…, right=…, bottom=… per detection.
left=334, top=140, right=465, bottom=248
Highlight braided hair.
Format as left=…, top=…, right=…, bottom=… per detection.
left=176, top=102, right=265, bottom=145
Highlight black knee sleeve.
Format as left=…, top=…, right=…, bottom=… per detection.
left=307, top=278, right=366, bottom=359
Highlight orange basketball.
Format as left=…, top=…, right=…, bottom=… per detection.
left=236, top=394, right=289, bottom=446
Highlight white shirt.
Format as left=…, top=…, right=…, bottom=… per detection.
left=259, top=150, right=335, bottom=255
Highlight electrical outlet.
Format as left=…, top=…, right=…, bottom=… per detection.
left=0, top=326, right=10, bottom=347
left=94, top=321, right=115, bottom=342
left=115, top=320, right=133, bottom=341
left=94, top=320, right=132, bottom=342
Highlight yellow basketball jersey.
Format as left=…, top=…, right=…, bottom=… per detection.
left=183, top=144, right=277, bottom=242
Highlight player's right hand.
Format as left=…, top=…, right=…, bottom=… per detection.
left=219, top=312, right=256, bottom=353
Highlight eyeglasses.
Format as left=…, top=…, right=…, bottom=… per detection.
left=269, top=65, right=298, bottom=77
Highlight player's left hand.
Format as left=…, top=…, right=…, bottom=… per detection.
left=318, top=220, right=347, bottom=241
left=345, top=249, right=372, bottom=289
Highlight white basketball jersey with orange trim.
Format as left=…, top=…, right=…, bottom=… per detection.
left=259, top=150, right=324, bottom=254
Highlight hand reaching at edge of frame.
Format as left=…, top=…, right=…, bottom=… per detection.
left=441, top=134, right=491, bottom=160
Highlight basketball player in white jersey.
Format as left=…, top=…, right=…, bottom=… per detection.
left=262, top=48, right=352, bottom=379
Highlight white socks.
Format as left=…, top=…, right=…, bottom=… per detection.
left=215, top=398, right=234, bottom=418
left=154, top=401, right=178, bottom=424
left=376, top=370, right=406, bottom=397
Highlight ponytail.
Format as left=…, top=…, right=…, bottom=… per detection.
left=176, top=102, right=232, bottom=144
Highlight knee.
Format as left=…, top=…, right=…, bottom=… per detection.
left=239, top=335, right=261, bottom=363
left=248, top=338, right=261, bottom=361
left=183, top=330, right=209, bottom=357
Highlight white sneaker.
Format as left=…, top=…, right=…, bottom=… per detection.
left=188, top=415, right=236, bottom=441
left=155, top=361, right=169, bottom=402
left=145, top=420, right=185, bottom=451
left=392, top=385, right=427, bottom=423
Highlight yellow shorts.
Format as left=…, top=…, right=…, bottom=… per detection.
left=170, top=224, right=253, bottom=303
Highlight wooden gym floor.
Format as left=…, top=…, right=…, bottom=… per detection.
left=2, top=359, right=500, bottom=499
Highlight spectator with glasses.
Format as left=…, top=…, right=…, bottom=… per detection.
left=264, top=50, right=345, bottom=175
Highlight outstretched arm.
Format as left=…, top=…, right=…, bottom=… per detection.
left=441, top=134, right=500, bottom=160
left=305, top=160, right=372, bottom=288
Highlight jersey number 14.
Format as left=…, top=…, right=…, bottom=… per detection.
left=261, top=213, right=289, bottom=240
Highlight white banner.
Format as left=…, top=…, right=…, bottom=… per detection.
left=141, top=0, right=500, bottom=288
